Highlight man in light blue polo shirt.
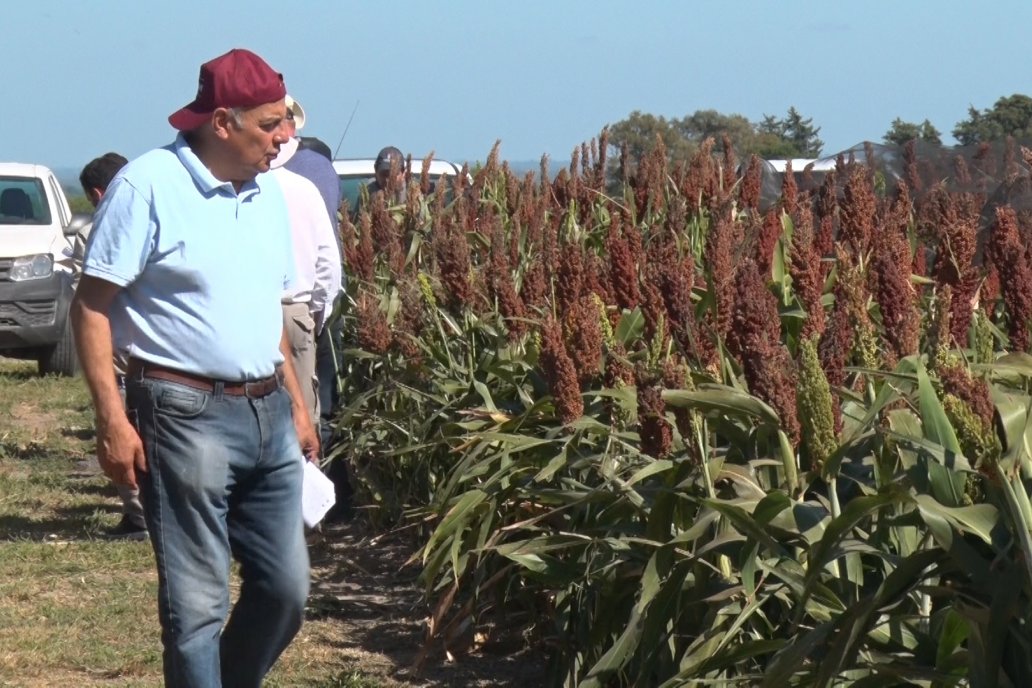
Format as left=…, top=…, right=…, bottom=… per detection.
left=71, top=48, right=318, bottom=688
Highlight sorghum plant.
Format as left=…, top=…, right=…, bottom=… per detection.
left=331, top=133, right=1032, bottom=687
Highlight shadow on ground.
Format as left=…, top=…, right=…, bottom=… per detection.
left=0, top=457, right=120, bottom=541
left=0, top=442, right=53, bottom=461
left=306, top=519, right=548, bottom=687
left=0, top=501, right=118, bottom=541
left=62, top=426, right=96, bottom=441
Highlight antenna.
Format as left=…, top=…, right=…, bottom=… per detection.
left=334, top=100, right=360, bottom=159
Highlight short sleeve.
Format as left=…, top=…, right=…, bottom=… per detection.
left=82, top=176, right=157, bottom=287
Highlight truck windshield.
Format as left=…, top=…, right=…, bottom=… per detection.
left=0, top=177, right=52, bottom=226
left=338, top=172, right=457, bottom=216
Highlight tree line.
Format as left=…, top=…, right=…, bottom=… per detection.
left=607, top=93, right=1032, bottom=163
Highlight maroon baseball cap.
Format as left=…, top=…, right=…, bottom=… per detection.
left=168, top=48, right=286, bottom=131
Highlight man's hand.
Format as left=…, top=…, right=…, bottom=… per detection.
left=96, top=413, right=147, bottom=487
left=294, top=413, right=320, bottom=463
left=71, top=275, right=145, bottom=483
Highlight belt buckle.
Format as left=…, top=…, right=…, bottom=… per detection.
left=244, top=376, right=274, bottom=398
left=243, top=379, right=261, bottom=398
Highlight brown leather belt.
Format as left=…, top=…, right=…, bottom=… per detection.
left=126, top=358, right=283, bottom=398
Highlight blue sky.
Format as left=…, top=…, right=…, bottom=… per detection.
left=6, top=1, right=1032, bottom=173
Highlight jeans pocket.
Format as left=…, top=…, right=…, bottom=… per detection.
left=154, top=384, right=210, bottom=419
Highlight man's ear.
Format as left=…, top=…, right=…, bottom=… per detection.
left=211, top=108, right=236, bottom=140
left=86, top=188, right=103, bottom=209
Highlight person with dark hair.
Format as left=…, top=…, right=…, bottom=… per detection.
left=75, top=152, right=147, bottom=540
left=298, top=135, right=333, bottom=162
left=71, top=48, right=317, bottom=686
left=359, top=145, right=438, bottom=215
left=365, top=145, right=407, bottom=203
left=73, top=153, right=129, bottom=279
left=79, top=152, right=128, bottom=208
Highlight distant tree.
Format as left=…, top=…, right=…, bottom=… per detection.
left=883, top=118, right=942, bottom=146
left=678, top=110, right=757, bottom=156
left=952, top=94, right=1032, bottom=145
left=752, top=131, right=805, bottom=159
left=754, top=107, right=824, bottom=158
left=606, top=110, right=695, bottom=167
left=605, top=106, right=824, bottom=181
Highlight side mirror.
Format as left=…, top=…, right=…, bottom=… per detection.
left=64, top=213, right=92, bottom=237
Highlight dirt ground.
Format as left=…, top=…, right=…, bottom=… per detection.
left=304, top=516, right=548, bottom=687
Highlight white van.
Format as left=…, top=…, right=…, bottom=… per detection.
left=0, top=162, right=86, bottom=375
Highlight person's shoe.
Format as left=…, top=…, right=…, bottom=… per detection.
left=103, top=515, right=149, bottom=542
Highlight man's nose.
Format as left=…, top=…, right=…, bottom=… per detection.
left=273, top=121, right=291, bottom=143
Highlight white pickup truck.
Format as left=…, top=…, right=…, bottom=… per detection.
left=0, top=162, right=87, bottom=375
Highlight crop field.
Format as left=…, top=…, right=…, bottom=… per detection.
left=329, top=137, right=1032, bottom=685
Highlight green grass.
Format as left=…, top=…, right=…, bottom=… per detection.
left=0, top=540, right=161, bottom=683
left=0, top=359, right=94, bottom=462
left=0, top=365, right=164, bottom=685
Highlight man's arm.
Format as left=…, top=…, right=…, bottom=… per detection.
left=309, top=203, right=343, bottom=334
left=71, top=223, right=90, bottom=277
left=70, top=275, right=145, bottom=487
left=279, top=328, right=320, bottom=462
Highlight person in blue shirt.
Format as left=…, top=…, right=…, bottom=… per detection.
left=71, top=48, right=318, bottom=688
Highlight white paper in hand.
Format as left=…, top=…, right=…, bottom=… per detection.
left=302, top=461, right=336, bottom=528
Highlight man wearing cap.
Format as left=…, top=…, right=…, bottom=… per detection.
left=71, top=48, right=316, bottom=687
left=364, top=145, right=408, bottom=206
left=280, top=96, right=342, bottom=233
left=271, top=95, right=342, bottom=432
left=353, top=145, right=438, bottom=225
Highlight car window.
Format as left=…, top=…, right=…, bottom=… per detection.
left=0, top=177, right=52, bottom=226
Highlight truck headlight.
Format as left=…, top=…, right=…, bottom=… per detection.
left=9, top=254, right=53, bottom=281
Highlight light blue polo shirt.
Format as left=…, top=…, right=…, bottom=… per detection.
left=83, top=135, right=295, bottom=380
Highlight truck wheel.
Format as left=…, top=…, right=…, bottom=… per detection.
left=38, top=324, right=79, bottom=377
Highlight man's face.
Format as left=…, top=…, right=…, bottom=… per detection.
left=375, top=161, right=404, bottom=190
left=222, top=101, right=289, bottom=178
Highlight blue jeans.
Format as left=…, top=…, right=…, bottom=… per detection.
left=127, top=377, right=310, bottom=688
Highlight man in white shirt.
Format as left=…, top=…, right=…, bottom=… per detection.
left=270, top=95, right=342, bottom=427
